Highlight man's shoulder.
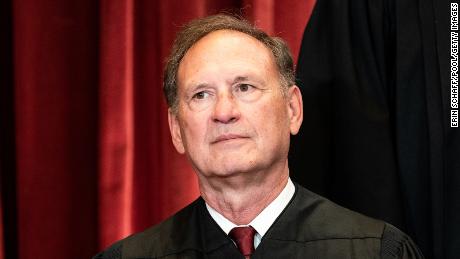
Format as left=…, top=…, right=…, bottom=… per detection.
left=266, top=183, right=423, bottom=258
left=93, top=197, right=204, bottom=259
left=283, top=183, right=386, bottom=241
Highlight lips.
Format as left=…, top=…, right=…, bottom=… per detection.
left=212, top=134, right=248, bottom=144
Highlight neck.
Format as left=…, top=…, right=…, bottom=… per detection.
left=199, top=162, right=289, bottom=225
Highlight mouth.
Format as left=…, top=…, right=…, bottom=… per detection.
left=211, top=134, right=248, bottom=144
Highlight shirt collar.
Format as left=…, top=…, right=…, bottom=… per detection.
left=205, top=178, right=295, bottom=238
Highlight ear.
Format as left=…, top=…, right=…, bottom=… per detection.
left=168, top=109, right=185, bottom=154
left=287, top=85, right=303, bottom=135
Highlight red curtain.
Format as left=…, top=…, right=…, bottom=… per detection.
left=3, top=0, right=314, bottom=258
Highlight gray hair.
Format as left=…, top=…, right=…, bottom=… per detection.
left=163, top=14, right=295, bottom=112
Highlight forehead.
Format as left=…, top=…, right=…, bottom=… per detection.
left=177, top=30, right=278, bottom=87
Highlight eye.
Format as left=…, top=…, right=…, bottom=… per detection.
left=233, top=82, right=263, bottom=102
left=192, top=91, right=209, bottom=100
left=236, top=84, right=253, bottom=92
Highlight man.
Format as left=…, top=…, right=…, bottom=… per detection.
left=94, top=14, right=423, bottom=258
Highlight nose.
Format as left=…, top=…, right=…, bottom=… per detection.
left=212, top=93, right=240, bottom=124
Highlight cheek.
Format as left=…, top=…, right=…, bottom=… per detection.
left=263, top=97, right=289, bottom=125
left=249, top=99, right=289, bottom=139
left=179, top=113, right=209, bottom=148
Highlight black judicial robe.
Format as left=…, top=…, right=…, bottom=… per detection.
left=291, top=0, right=460, bottom=258
left=94, top=183, right=423, bottom=258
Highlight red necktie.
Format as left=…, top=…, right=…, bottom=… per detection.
left=229, top=226, right=256, bottom=257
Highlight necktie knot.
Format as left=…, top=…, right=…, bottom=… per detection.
left=229, top=226, right=256, bottom=256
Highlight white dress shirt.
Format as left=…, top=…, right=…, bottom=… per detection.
left=205, top=178, right=295, bottom=248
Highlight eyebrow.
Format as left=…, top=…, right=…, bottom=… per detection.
left=191, top=83, right=210, bottom=91
left=229, top=75, right=266, bottom=86
left=232, top=76, right=249, bottom=84
left=191, top=76, right=251, bottom=90
left=187, top=74, right=263, bottom=93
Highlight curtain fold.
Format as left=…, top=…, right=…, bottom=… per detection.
left=3, top=1, right=314, bottom=258
left=98, top=0, right=136, bottom=246
left=12, top=1, right=100, bottom=258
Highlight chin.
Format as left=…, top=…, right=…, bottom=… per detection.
left=208, top=160, right=260, bottom=178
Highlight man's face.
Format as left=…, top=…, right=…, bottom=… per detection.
left=169, top=30, right=302, bottom=179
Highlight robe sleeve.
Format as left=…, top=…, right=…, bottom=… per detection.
left=381, top=223, right=424, bottom=259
